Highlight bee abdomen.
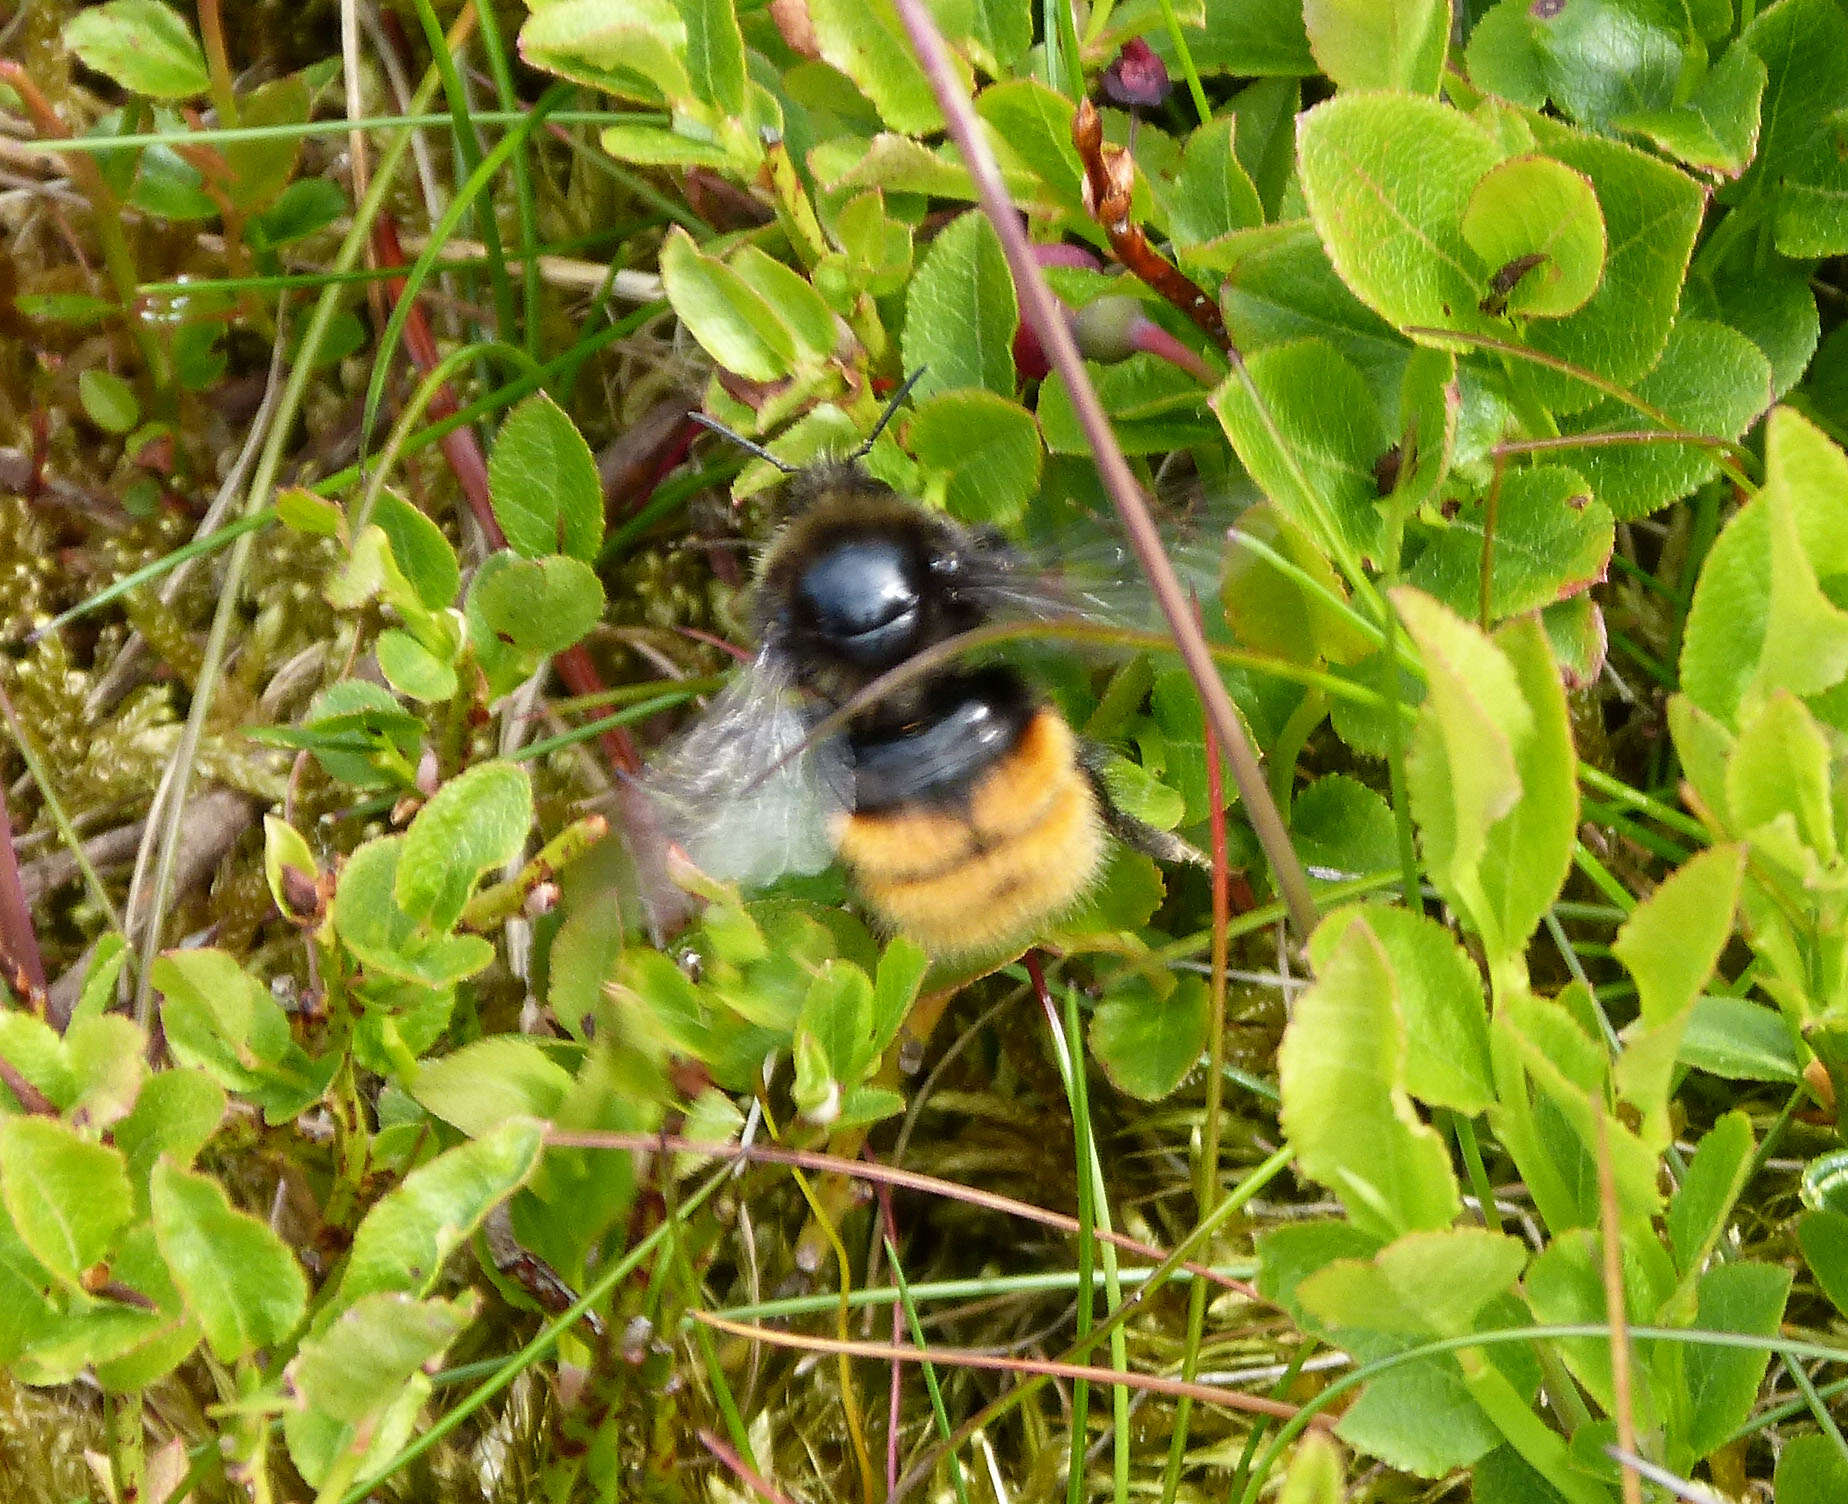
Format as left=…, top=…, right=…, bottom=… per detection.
left=838, top=709, right=1106, bottom=958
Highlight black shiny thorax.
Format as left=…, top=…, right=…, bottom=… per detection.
left=754, top=470, right=990, bottom=709
left=848, top=666, right=1036, bottom=812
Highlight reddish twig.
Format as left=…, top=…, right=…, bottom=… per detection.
left=691, top=1312, right=1331, bottom=1424
left=1072, top=99, right=1228, bottom=352
left=0, top=783, right=45, bottom=1004
left=697, top=1430, right=796, bottom=1504
left=545, top=1129, right=1258, bottom=1298
left=888, top=0, right=1318, bottom=938
left=370, top=217, right=641, bottom=774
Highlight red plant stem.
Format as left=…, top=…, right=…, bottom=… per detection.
left=1072, top=100, right=1229, bottom=352
left=886, top=0, right=1319, bottom=939
left=546, top=1129, right=1257, bottom=1297
left=691, top=1311, right=1329, bottom=1425
left=370, top=218, right=641, bottom=774
left=697, top=1430, right=797, bottom=1504
left=873, top=1171, right=904, bottom=1498
left=0, top=783, right=44, bottom=1002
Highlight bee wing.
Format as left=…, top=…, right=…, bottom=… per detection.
left=636, top=649, right=850, bottom=890
left=960, top=528, right=1230, bottom=635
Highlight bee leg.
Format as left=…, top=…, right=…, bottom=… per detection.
left=1077, top=748, right=1210, bottom=870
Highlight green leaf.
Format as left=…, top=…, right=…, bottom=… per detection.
left=868, top=938, right=928, bottom=1063
left=489, top=393, right=605, bottom=563
left=331, top=838, right=496, bottom=989
left=1039, top=351, right=1217, bottom=456
left=1302, top=1228, right=1528, bottom=1340
left=599, top=122, right=738, bottom=169
left=673, top=0, right=745, bottom=113
left=1517, top=118, right=1706, bottom=413
left=1166, top=117, right=1263, bottom=249
left=153, top=948, right=334, bottom=1121
left=335, top=1118, right=545, bottom=1306
left=1406, top=465, right=1613, bottom=622
left=150, top=1159, right=305, bottom=1360
left=1257, top=1220, right=1389, bottom=1325
left=62, top=1014, right=145, bottom=1130
left=659, top=227, right=796, bottom=382
left=1798, top=1209, right=1848, bottom=1319
left=1336, top=1355, right=1502, bottom=1478
left=1180, top=0, right=1315, bottom=75
left=1278, top=1432, right=1345, bottom=1504
left=909, top=389, right=1041, bottom=524
left=115, top=1069, right=225, bottom=1207
left=1527, top=0, right=1686, bottom=130
left=372, top=490, right=461, bottom=611
left=1680, top=407, right=1848, bottom=728
left=1693, top=258, right=1819, bottom=405
left=1731, top=689, right=1835, bottom=861
left=901, top=211, right=1017, bottom=400
left=1321, top=905, right=1494, bottom=1115
left=1222, top=501, right=1374, bottom=668
left=1742, top=0, right=1848, bottom=258
left=254, top=176, right=348, bottom=246
left=376, top=628, right=458, bottom=704
left=1524, top=1228, right=1653, bottom=1418
left=468, top=551, right=606, bottom=662
left=1497, top=988, right=1663, bottom=1231
left=1395, top=588, right=1526, bottom=943
left=1667, top=1111, right=1755, bottom=1277
left=222, top=73, right=309, bottom=213
left=1460, top=154, right=1605, bottom=319
left=396, top=760, right=533, bottom=931
left=1480, top=614, right=1578, bottom=959
left=1304, top=0, right=1450, bottom=95
left=518, top=0, right=691, bottom=106
left=1611, top=845, right=1745, bottom=1148
left=1561, top=318, right=1770, bottom=521
left=1296, top=94, right=1505, bottom=345
left=1210, top=337, right=1388, bottom=564
left=1279, top=918, right=1460, bottom=1241
left=1775, top=1435, right=1848, bottom=1504
left=1091, top=974, right=1209, bottom=1102
left=1681, top=1260, right=1791, bottom=1459
left=64, top=0, right=209, bottom=99
left=78, top=368, right=140, bottom=435
left=284, top=1291, right=477, bottom=1487
left=798, top=961, right=876, bottom=1088
left=275, top=486, right=342, bottom=537
left=729, top=246, right=838, bottom=366
left=809, top=0, right=944, bottom=133
left=1207, top=222, right=1405, bottom=393
left=412, top=1039, right=572, bottom=1139
left=1290, top=777, right=1400, bottom=892
left=974, top=81, right=1083, bottom=216
left=1678, top=995, right=1801, bottom=1082
left=0, top=1117, right=133, bottom=1288
left=1619, top=39, right=1767, bottom=175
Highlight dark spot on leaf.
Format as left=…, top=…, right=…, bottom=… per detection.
left=1530, top=0, right=1565, bottom=16
left=1568, top=492, right=1590, bottom=511
left=1439, top=497, right=1462, bottom=520
left=1373, top=445, right=1404, bottom=496
left=1480, top=253, right=1550, bottom=316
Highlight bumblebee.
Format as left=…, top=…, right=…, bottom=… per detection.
left=638, top=397, right=1197, bottom=960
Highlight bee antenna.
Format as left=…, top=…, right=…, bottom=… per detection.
left=849, top=366, right=927, bottom=460
left=687, top=411, right=798, bottom=473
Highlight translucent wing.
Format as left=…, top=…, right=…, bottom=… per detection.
left=635, top=649, right=850, bottom=890
left=958, top=525, right=1231, bottom=637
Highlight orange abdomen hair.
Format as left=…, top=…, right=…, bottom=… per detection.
left=834, top=710, right=1105, bottom=958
